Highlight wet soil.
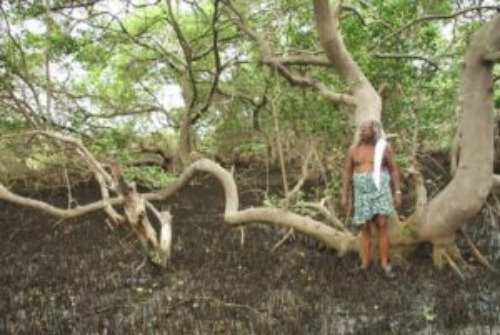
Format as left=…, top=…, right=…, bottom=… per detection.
left=1, top=169, right=500, bottom=335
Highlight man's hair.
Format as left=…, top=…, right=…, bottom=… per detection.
left=355, top=118, right=386, bottom=145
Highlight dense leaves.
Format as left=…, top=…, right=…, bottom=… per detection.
left=0, top=0, right=498, bottom=189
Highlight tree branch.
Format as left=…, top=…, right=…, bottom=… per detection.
left=421, top=14, right=500, bottom=238
left=373, top=53, right=439, bottom=71
left=193, top=0, right=223, bottom=123
left=165, top=0, right=198, bottom=109
left=381, top=5, right=500, bottom=44
left=272, top=53, right=331, bottom=67
left=50, top=0, right=101, bottom=11
left=312, top=0, right=381, bottom=123
left=222, top=1, right=356, bottom=106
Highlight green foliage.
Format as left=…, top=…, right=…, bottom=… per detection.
left=90, top=123, right=136, bottom=155
left=124, top=165, right=175, bottom=190
left=0, top=0, right=496, bottom=195
left=400, top=224, right=418, bottom=238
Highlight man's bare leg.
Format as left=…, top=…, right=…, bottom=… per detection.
left=359, top=222, right=372, bottom=269
left=374, top=214, right=390, bottom=268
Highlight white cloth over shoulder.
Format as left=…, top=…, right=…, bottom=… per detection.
left=373, top=138, right=387, bottom=190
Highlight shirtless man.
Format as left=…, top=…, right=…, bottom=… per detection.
left=340, top=119, right=401, bottom=275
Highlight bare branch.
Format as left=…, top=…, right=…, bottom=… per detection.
left=273, top=54, right=331, bottom=67
left=373, top=53, right=439, bottom=71
left=32, top=131, right=112, bottom=182
left=0, top=183, right=123, bottom=219
left=280, top=147, right=314, bottom=206
left=4, top=89, right=41, bottom=129
left=381, top=5, right=500, bottom=44
left=194, top=0, right=223, bottom=122
left=93, top=171, right=125, bottom=224
left=50, top=0, right=101, bottom=11
left=341, top=5, right=365, bottom=25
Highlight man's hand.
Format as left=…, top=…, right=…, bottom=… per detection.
left=340, top=193, right=349, bottom=212
left=393, top=192, right=402, bottom=209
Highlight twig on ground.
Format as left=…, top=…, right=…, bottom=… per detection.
left=189, top=296, right=268, bottom=319
left=239, top=227, right=245, bottom=246
left=271, top=228, right=294, bottom=251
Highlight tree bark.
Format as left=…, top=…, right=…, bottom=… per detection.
left=312, top=0, right=381, bottom=124
left=420, top=14, right=500, bottom=239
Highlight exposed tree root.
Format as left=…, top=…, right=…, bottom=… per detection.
left=459, top=227, right=500, bottom=273
left=432, top=242, right=463, bottom=269
left=442, top=251, right=465, bottom=281
left=272, top=228, right=295, bottom=252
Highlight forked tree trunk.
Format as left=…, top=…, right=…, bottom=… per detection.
left=314, top=0, right=499, bottom=236
left=419, top=14, right=500, bottom=239
left=313, top=0, right=500, bottom=266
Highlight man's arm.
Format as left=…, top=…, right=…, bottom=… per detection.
left=340, top=146, right=354, bottom=211
left=385, top=144, right=402, bottom=208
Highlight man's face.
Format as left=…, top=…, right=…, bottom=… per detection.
left=360, top=122, right=374, bottom=142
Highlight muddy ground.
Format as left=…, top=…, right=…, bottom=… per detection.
left=1, top=163, right=500, bottom=335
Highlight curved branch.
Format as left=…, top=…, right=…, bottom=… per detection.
left=0, top=157, right=356, bottom=252
left=312, top=0, right=381, bottom=123
left=0, top=183, right=123, bottom=219
left=421, top=14, right=500, bottom=238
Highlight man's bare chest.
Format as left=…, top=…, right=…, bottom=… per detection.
left=352, top=146, right=375, bottom=166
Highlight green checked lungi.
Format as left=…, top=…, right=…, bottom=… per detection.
left=352, top=170, right=393, bottom=226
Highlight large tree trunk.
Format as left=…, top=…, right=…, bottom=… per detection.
left=419, top=14, right=500, bottom=239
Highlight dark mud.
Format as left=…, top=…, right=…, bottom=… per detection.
left=1, top=170, right=500, bottom=335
